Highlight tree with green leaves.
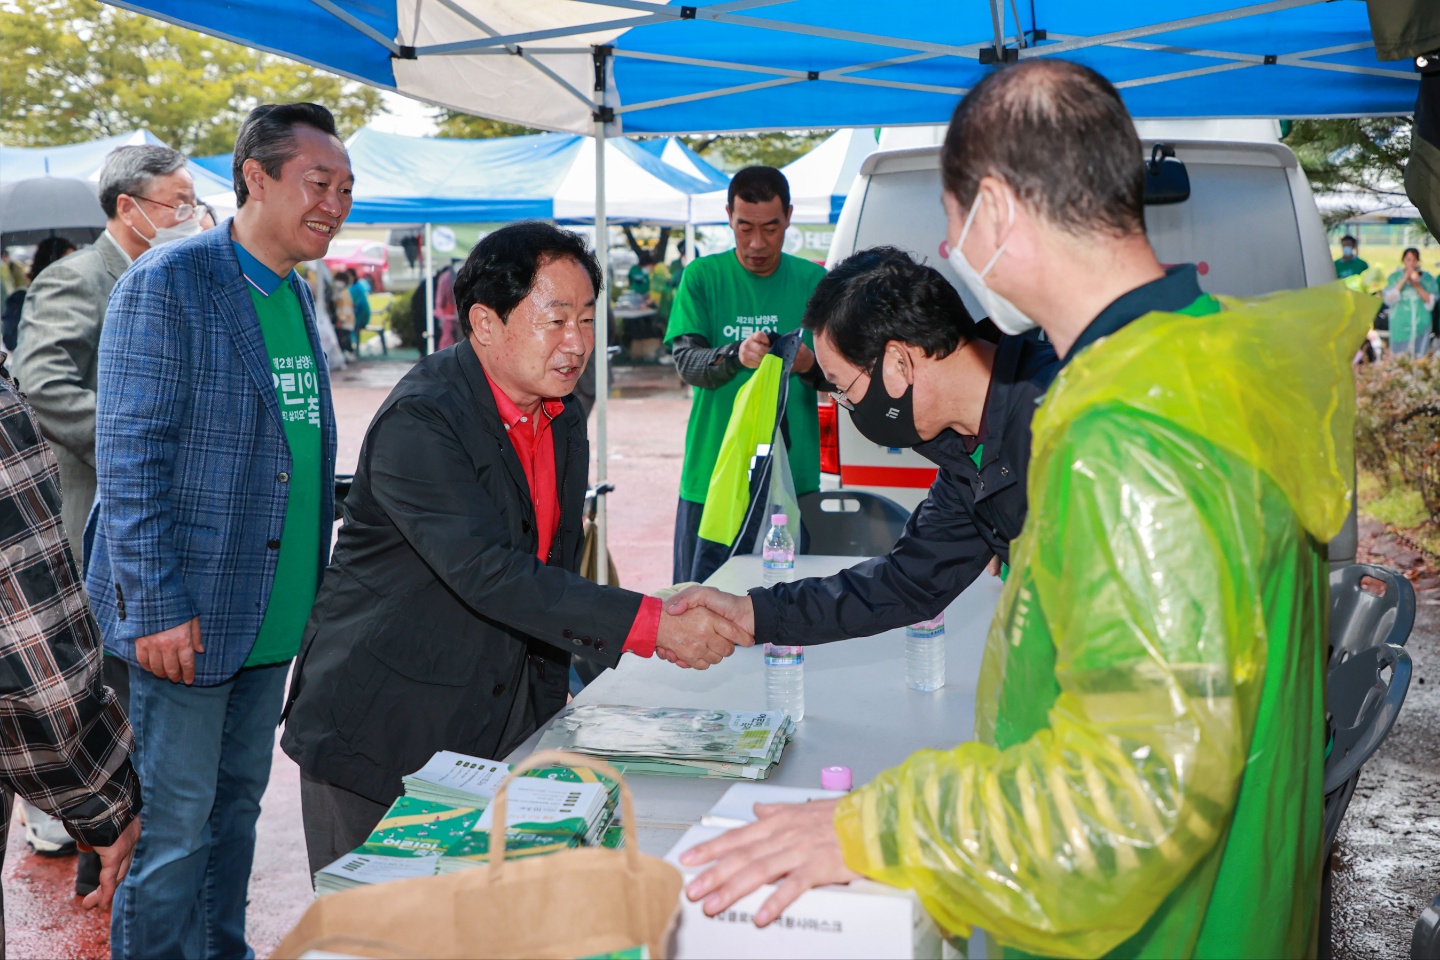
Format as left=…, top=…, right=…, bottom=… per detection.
left=0, top=0, right=382, bottom=155
left=1283, top=118, right=1413, bottom=227
left=434, top=111, right=537, bottom=139
left=682, top=131, right=833, bottom=173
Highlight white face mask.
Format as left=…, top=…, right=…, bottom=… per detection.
left=132, top=206, right=202, bottom=248
left=947, top=191, right=1038, bottom=336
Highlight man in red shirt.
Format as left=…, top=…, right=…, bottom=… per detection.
left=282, top=221, right=749, bottom=876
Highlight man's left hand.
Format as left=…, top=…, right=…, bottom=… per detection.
left=679, top=798, right=862, bottom=926
left=793, top=342, right=816, bottom=374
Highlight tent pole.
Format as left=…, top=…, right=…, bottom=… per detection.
left=988, top=0, right=1006, bottom=62
left=594, top=120, right=610, bottom=586
left=423, top=222, right=435, bottom=355
left=684, top=221, right=696, bottom=264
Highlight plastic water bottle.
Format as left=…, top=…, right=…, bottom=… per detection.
left=905, top=613, right=946, bottom=692
left=761, top=512, right=795, bottom=584
left=765, top=643, right=805, bottom=722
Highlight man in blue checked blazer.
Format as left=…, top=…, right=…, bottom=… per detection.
left=86, top=103, right=347, bottom=960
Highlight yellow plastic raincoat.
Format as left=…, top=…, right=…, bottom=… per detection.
left=698, top=352, right=784, bottom=546
left=835, top=282, right=1373, bottom=959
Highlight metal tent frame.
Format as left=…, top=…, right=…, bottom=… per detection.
left=287, top=0, right=1416, bottom=137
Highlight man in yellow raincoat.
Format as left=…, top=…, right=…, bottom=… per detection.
left=677, top=59, right=1371, bottom=959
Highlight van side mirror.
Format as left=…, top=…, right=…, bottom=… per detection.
left=1144, top=144, right=1190, bottom=205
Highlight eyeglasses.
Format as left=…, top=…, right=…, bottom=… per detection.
left=131, top=195, right=197, bottom=222
left=828, top=369, right=866, bottom=411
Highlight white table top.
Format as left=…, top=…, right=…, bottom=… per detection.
left=509, top=555, right=1002, bottom=857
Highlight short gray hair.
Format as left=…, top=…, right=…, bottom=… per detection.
left=98, top=145, right=188, bottom=219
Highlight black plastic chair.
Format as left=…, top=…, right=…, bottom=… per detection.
left=1319, top=563, right=1417, bottom=957
left=1323, top=563, right=1417, bottom=856
left=1324, top=642, right=1413, bottom=851
left=1413, top=893, right=1440, bottom=960
left=333, top=474, right=355, bottom=521
left=798, top=490, right=911, bottom=557
left=1330, top=563, right=1416, bottom=667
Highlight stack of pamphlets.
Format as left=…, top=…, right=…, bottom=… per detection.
left=313, top=797, right=481, bottom=895
left=316, top=752, right=629, bottom=893
left=401, top=750, right=511, bottom=809
left=536, top=705, right=794, bottom=780
left=600, top=823, right=626, bottom=849
left=475, top=775, right=613, bottom=845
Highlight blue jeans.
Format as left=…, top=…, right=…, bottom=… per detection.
left=112, top=661, right=289, bottom=960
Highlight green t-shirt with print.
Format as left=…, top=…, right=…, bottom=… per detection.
left=244, top=278, right=323, bottom=667
left=664, top=250, right=826, bottom=504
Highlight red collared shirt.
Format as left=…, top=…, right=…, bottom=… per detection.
left=484, top=371, right=659, bottom=657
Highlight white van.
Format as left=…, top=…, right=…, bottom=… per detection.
left=820, top=136, right=1338, bottom=511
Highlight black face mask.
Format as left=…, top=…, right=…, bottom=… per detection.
left=847, top=351, right=923, bottom=448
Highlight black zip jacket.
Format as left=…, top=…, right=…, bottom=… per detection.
left=281, top=341, right=645, bottom=804
left=749, top=332, right=1059, bottom=644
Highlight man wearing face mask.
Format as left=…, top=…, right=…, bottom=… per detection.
left=15, top=145, right=198, bottom=569
left=11, top=144, right=198, bottom=892
left=663, top=246, right=1056, bottom=652
left=1334, top=233, right=1369, bottom=283
left=674, top=60, right=1370, bottom=960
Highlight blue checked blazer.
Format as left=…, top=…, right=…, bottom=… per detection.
left=85, top=223, right=337, bottom=685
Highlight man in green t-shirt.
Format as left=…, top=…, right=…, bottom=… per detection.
left=88, top=103, right=348, bottom=960
left=665, top=166, right=828, bottom=583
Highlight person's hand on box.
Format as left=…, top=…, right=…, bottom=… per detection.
left=655, top=605, right=753, bottom=669
left=680, top=799, right=862, bottom=926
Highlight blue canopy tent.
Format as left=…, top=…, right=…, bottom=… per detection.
left=192, top=153, right=236, bottom=181
left=339, top=127, right=714, bottom=355
left=100, top=0, right=1417, bottom=574
left=0, top=130, right=238, bottom=214
left=194, top=128, right=717, bottom=355
left=196, top=131, right=720, bottom=223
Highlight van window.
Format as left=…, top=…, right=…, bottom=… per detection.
left=849, top=158, right=1306, bottom=304
left=1146, top=162, right=1305, bottom=296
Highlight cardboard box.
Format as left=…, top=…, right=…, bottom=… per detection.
left=664, top=825, right=941, bottom=959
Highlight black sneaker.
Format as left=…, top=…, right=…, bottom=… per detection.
left=75, top=850, right=100, bottom=897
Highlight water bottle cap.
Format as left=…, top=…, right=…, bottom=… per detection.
left=770, top=513, right=787, bottom=525
left=821, top=765, right=852, bottom=791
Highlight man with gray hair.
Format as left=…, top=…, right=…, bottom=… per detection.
left=87, top=103, right=345, bottom=959
left=11, top=143, right=197, bottom=890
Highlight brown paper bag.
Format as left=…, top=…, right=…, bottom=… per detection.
left=271, top=751, right=683, bottom=959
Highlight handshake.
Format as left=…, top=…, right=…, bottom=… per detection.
left=652, top=585, right=759, bottom=670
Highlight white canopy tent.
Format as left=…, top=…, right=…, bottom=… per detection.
left=690, top=128, right=881, bottom=225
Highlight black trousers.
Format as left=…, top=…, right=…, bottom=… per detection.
left=672, top=497, right=706, bottom=585
left=299, top=771, right=391, bottom=880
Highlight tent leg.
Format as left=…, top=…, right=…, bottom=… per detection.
left=594, top=121, right=610, bottom=586
left=423, top=222, right=435, bottom=355
left=684, top=221, right=696, bottom=264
